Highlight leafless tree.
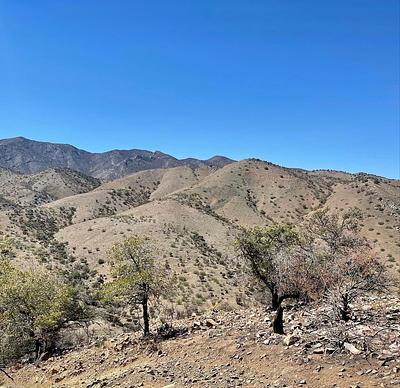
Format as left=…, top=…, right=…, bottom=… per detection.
left=324, top=249, right=387, bottom=321
left=303, top=207, right=387, bottom=321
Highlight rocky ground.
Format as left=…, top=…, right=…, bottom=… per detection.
left=1, top=294, right=399, bottom=388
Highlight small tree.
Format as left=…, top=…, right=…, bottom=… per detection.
left=236, top=209, right=388, bottom=332
left=236, top=225, right=311, bottom=333
left=103, top=235, right=170, bottom=336
left=0, top=260, right=85, bottom=363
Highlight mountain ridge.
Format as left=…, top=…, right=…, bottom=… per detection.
left=2, top=136, right=396, bottom=181
left=0, top=137, right=235, bottom=180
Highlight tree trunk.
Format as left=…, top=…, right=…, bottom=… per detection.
left=142, top=297, right=150, bottom=336
left=34, top=339, right=40, bottom=361
left=340, top=293, right=351, bottom=321
left=270, top=288, right=285, bottom=334
left=271, top=290, right=280, bottom=310
left=0, top=368, right=13, bottom=381
left=272, top=305, right=284, bottom=334
left=34, top=338, right=46, bottom=361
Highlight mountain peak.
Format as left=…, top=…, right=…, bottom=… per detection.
left=0, top=136, right=29, bottom=144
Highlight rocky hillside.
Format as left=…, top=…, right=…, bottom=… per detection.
left=0, top=137, right=234, bottom=180
left=2, top=295, right=399, bottom=387
left=0, top=157, right=398, bottom=316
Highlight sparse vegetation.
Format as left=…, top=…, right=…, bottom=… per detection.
left=0, top=149, right=398, bottom=380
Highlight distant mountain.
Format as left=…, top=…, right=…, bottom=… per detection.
left=0, top=137, right=234, bottom=180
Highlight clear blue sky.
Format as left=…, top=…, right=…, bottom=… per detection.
left=0, top=1, right=399, bottom=178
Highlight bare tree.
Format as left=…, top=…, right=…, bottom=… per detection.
left=303, top=207, right=365, bottom=255
left=324, top=249, right=387, bottom=321
left=304, top=207, right=387, bottom=321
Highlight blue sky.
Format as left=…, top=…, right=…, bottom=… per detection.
left=0, top=1, right=399, bottom=178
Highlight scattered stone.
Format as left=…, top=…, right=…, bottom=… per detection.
left=283, top=335, right=300, bottom=346
left=344, top=342, right=362, bottom=355
left=50, top=368, right=58, bottom=375
left=205, top=318, right=217, bottom=328
left=5, top=294, right=400, bottom=387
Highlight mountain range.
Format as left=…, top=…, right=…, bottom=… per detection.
left=0, top=137, right=234, bottom=180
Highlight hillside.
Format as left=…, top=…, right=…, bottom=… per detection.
left=0, top=137, right=234, bottom=180
left=0, top=156, right=398, bottom=318
left=43, top=165, right=215, bottom=224
left=0, top=167, right=100, bottom=206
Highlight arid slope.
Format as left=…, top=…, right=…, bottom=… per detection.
left=1, top=159, right=399, bottom=314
